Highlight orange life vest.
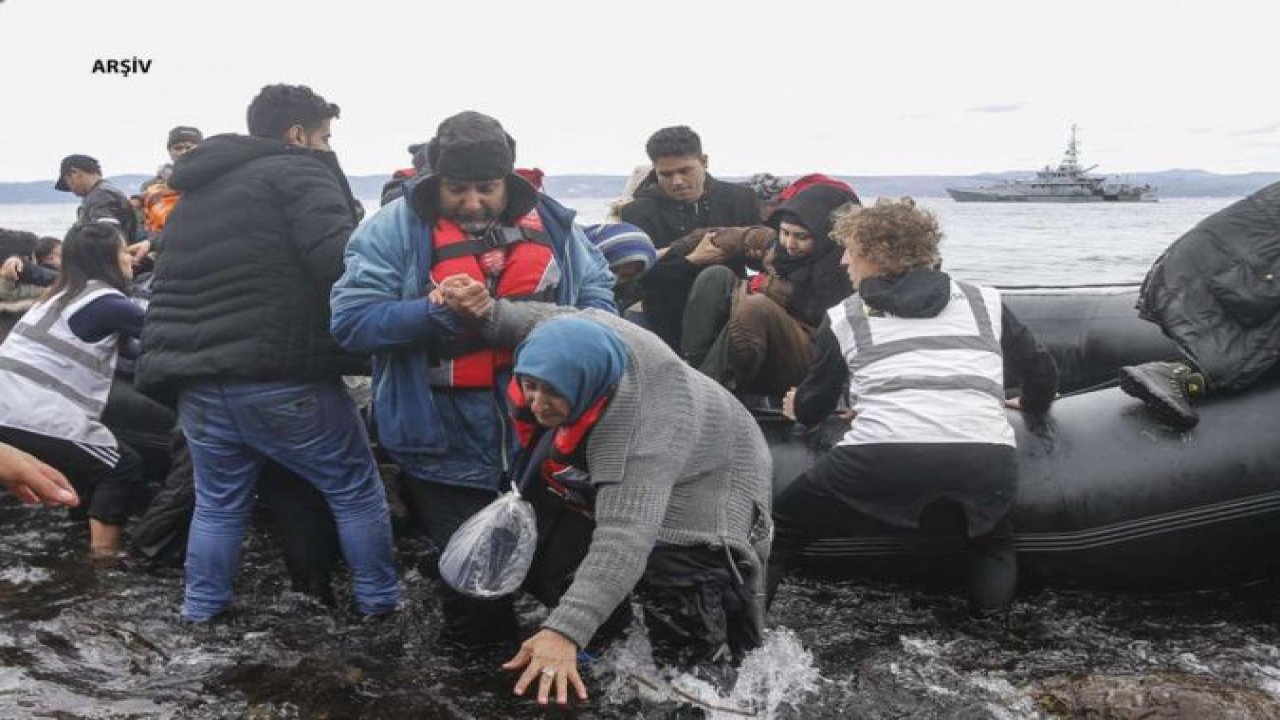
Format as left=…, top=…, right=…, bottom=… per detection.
left=142, top=183, right=181, bottom=234
left=427, top=214, right=558, bottom=388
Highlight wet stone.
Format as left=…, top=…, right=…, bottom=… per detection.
left=1031, top=672, right=1280, bottom=719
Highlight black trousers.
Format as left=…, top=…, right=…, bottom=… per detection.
left=400, top=479, right=521, bottom=647
left=767, top=443, right=1018, bottom=617
left=0, top=425, right=147, bottom=525
left=525, top=488, right=763, bottom=670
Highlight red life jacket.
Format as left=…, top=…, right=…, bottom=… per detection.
left=428, top=215, right=558, bottom=388
left=508, top=378, right=610, bottom=515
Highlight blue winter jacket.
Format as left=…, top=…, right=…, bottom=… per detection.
left=330, top=193, right=617, bottom=490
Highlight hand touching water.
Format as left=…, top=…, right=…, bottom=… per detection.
left=502, top=628, right=587, bottom=706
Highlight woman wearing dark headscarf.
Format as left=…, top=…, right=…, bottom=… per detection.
left=434, top=284, right=773, bottom=706
left=683, top=183, right=859, bottom=397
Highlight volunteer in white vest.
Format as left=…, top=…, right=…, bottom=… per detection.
left=0, top=221, right=148, bottom=555
left=771, top=198, right=1059, bottom=618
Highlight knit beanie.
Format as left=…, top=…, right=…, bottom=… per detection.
left=167, top=126, right=203, bottom=149
left=779, top=173, right=858, bottom=202
left=583, top=223, right=657, bottom=273
left=427, top=111, right=516, bottom=181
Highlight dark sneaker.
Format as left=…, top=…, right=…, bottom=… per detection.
left=1118, top=361, right=1204, bottom=430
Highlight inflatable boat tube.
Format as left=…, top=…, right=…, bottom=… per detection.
left=998, top=285, right=1179, bottom=394
left=766, top=379, right=1280, bottom=591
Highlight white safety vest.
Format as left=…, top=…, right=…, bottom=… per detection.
left=827, top=280, right=1014, bottom=447
left=0, top=282, right=124, bottom=464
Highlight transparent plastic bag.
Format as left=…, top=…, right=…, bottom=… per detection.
left=438, top=488, right=538, bottom=597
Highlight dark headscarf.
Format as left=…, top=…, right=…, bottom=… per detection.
left=759, top=184, right=862, bottom=326
left=766, top=183, right=861, bottom=278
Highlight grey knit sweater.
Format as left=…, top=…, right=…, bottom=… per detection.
left=486, top=300, right=774, bottom=648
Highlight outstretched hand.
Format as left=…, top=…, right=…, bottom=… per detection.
left=0, top=443, right=79, bottom=507
left=502, top=628, right=587, bottom=706
left=127, top=241, right=152, bottom=266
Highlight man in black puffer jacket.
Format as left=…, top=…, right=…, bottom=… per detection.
left=137, top=83, right=400, bottom=623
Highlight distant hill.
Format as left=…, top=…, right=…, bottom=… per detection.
left=4, top=170, right=1278, bottom=204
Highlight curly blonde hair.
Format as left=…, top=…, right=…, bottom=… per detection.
left=830, top=197, right=942, bottom=275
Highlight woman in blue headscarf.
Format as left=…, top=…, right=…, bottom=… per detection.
left=444, top=294, right=772, bottom=707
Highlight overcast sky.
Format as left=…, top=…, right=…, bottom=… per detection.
left=1, top=0, right=1277, bottom=181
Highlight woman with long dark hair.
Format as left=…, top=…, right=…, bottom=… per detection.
left=0, top=220, right=148, bottom=555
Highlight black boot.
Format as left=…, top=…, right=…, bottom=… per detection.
left=966, top=520, right=1017, bottom=620
left=1118, top=361, right=1205, bottom=431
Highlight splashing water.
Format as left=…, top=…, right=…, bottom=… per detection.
left=591, top=614, right=819, bottom=719
left=5, top=493, right=1280, bottom=717
left=0, top=563, right=53, bottom=585
left=699, top=628, right=820, bottom=719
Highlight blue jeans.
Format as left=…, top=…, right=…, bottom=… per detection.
left=178, top=380, right=400, bottom=620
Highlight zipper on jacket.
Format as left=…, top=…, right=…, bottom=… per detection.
left=494, top=390, right=512, bottom=490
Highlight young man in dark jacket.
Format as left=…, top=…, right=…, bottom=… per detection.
left=619, top=126, right=760, bottom=250
left=624, top=126, right=763, bottom=350
left=137, top=83, right=400, bottom=622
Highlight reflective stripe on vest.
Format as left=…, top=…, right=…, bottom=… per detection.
left=427, top=214, right=559, bottom=388
left=828, top=280, right=1014, bottom=446
left=0, top=282, right=123, bottom=449
left=837, top=281, right=1003, bottom=400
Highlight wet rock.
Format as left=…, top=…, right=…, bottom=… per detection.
left=217, top=654, right=369, bottom=713
left=1030, top=672, right=1280, bottom=719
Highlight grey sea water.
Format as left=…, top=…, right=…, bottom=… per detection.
left=4, top=195, right=1280, bottom=719
left=0, top=196, right=1238, bottom=286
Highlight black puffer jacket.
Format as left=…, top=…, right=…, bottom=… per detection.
left=1138, top=181, right=1280, bottom=390
left=136, top=134, right=360, bottom=396
left=619, top=173, right=760, bottom=249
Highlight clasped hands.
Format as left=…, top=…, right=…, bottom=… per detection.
left=429, top=274, right=493, bottom=321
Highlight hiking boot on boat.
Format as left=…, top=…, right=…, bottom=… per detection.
left=1118, top=361, right=1204, bottom=431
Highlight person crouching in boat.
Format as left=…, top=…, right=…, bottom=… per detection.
left=770, top=198, right=1059, bottom=618
left=0, top=221, right=149, bottom=555
left=683, top=183, right=859, bottom=400
left=438, top=281, right=773, bottom=705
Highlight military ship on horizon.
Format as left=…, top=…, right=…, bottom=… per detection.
left=947, top=126, right=1157, bottom=203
